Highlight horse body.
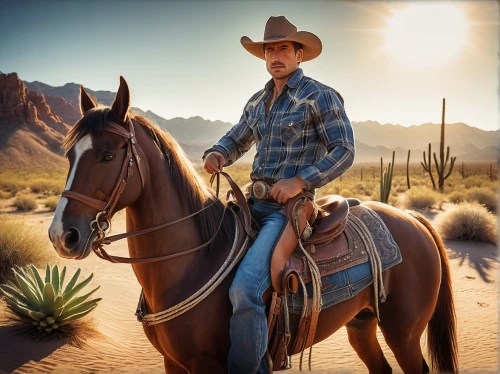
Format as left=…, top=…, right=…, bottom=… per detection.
left=49, top=77, right=457, bottom=373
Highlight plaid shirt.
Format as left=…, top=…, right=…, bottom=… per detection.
left=204, top=68, right=355, bottom=190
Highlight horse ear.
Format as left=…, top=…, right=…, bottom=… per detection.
left=110, top=76, right=130, bottom=124
left=80, top=85, right=97, bottom=115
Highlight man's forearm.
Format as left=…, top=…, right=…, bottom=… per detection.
left=297, top=145, right=355, bottom=190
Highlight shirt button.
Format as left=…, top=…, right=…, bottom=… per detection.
left=288, top=121, right=294, bottom=127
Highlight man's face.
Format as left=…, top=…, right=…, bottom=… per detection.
left=264, top=41, right=303, bottom=80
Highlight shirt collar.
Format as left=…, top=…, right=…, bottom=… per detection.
left=265, top=68, right=303, bottom=91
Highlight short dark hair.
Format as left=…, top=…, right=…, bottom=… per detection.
left=263, top=41, right=303, bottom=53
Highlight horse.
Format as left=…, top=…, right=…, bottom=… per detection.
left=48, top=76, right=458, bottom=374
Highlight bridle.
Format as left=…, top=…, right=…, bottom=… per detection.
left=60, top=116, right=232, bottom=264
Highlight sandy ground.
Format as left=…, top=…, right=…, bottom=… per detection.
left=0, top=203, right=497, bottom=373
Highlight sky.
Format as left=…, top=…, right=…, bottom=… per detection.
left=1, top=0, right=498, bottom=131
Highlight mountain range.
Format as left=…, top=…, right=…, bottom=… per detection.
left=0, top=71, right=496, bottom=171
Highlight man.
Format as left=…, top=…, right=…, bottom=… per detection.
left=203, top=16, right=355, bottom=373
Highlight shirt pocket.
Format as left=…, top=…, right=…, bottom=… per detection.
left=280, top=112, right=307, bottom=144
left=244, top=113, right=260, bottom=141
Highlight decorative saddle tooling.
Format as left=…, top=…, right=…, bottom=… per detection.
left=257, top=193, right=401, bottom=371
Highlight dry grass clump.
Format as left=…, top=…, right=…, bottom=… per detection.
left=403, top=186, right=443, bottom=210
left=0, top=190, right=11, bottom=199
left=12, top=194, right=38, bottom=211
left=339, top=189, right=354, bottom=198
left=465, top=187, right=497, bottom=213
left=0, top=214, right=57, bottom=282
left=30, top=179, right=64, bottom=196
left=447, top=190, right=467, bottom=204
left=44, top=196, right=59, bottom=210
left=434, top=202, right=497, bottom=244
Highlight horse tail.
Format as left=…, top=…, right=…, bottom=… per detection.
left=408, top=210, right=458, bottom=373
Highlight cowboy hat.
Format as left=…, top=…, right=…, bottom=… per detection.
left=240, top=16, right=322, bottom=62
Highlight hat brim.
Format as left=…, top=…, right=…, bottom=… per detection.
left=240, top=31, right=322, bottom=62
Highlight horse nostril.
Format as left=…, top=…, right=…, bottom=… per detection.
left=64, top=227, right=81, bottom=250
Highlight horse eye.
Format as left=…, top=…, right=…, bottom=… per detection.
left=101, top=153, right=114, bottom=163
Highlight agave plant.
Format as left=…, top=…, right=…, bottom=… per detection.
left=0, top=265, right=101, bottom=333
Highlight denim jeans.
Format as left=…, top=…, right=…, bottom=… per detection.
left=228, top=198, right=287, bottom=374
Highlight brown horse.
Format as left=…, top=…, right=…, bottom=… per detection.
left=49, top=77, right=457, bottom=374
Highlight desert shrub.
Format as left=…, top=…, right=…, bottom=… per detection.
left=12, top=194, right=38, bottom=211
left=370, top=189, right=398, bottom=206
left=403, top=186, right=443, bottom=210
left=434, top=202, right=497, bottom=244
left=30, top=179, right=64, bottom=196
left=465, top=187, right=497, bottom=213
left=0, top=190, right=11, bottom=199
left=0, top=214, right=57, bottom=282
left=447, top=190, right=467, bottom=204
left=464, top=175, right=489, bottom=189
left=44, top=196, right=59, bottom=211
left=339, top=189, right=354, bottom=198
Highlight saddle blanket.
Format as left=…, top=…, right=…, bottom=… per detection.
left=286, top=205, right=402, bottom=314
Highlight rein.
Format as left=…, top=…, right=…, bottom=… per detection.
left=61, top=118, right=255, bottom=264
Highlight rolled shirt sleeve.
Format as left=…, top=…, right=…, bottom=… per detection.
left=297, top=89, right=355, bottom=190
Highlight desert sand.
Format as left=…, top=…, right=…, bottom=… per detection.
left=0, top=207, right=497, bottom=373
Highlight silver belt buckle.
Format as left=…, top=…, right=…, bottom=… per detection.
left=252, top=181, right=270, bottom=199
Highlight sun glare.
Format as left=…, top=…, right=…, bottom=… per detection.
left=383, top=4, right=468, bottom=68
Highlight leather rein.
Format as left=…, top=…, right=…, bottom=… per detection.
left=61, top=117, right=256, bottom=264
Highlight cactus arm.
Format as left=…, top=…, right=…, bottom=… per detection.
left=444, top=156, right=457, bottom=179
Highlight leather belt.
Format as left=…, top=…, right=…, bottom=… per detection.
left=251, top=180, right=275, bottom=200
left=251, top=179, right=315, bottom=202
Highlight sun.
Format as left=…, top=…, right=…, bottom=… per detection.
left=383, top=4, right=468, bottom=68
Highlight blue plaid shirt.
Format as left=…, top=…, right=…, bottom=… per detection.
left=204, top=68, right=355, bottom=190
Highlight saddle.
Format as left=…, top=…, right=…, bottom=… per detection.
left=267, top=194, right=370, bottom=371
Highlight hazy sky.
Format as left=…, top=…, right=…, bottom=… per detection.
left=1, top=1, right=498, bottom=131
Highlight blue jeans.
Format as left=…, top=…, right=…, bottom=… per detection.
left=228, top=198, right=287, bottom=374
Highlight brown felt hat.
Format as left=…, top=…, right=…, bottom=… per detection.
left=240, top=16, right=322, bottom=62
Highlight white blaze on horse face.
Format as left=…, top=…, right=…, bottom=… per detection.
left=51, top=134, right=93, bottom=240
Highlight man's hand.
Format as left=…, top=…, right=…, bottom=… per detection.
left=270, top=176, right=306, bottom=204
left=203, top=151, right=227, bottom=174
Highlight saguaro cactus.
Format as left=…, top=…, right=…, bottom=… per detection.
left=433, top=98, right=456, bottom=192
left=421, top=143, right=436, bottom=190
left=406, top=150, right=411, bottom=190
left=380, top=151, right=395, bottom=204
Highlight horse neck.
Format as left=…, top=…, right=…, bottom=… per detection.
left=123, top=128, right=229, bottom=310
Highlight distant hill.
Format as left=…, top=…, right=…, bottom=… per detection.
left=352, top=120, right=498, bottom=150
left=0, top=74, right=492, bottom=168
left=0, top=73, right=68, bottom=171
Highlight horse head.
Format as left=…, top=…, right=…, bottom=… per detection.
left=49, top=77, right=147, bottom=259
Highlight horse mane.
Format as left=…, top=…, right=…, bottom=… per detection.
left=63, top=107, right=235, bottom=254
